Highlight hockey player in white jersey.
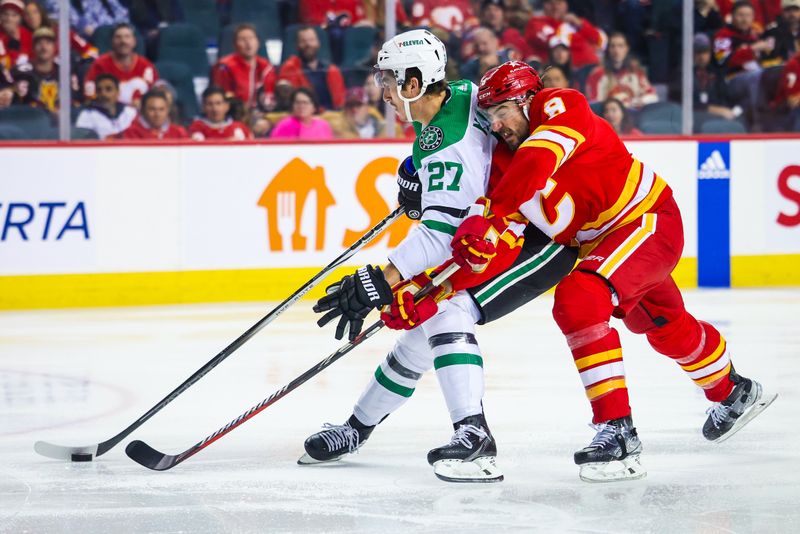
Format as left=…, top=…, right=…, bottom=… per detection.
left=299, top=30, right=576, bottom=482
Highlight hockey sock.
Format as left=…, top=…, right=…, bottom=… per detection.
left=553, top=271, right=631, bottom=423
left=427, top=294, right=485, bottom=423
left=646, top=315, right=735, bottom=402
left=353, top=328, right=431, bottom=426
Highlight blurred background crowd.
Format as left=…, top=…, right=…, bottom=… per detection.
left=1, top=0, right=800, bottom=141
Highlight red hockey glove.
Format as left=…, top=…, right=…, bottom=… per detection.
left=380, top=272, right=455, bottom=330
left=451, top=198, right=504, bottom=273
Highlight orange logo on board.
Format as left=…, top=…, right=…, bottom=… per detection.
left=257, top=158, right=335, bottom=251
left=257, top=156, right=415, bottom=253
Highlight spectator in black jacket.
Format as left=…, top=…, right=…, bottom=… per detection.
left=693, top=33, right=743, bottom=121
left=762, top=0, right=800, bottom=62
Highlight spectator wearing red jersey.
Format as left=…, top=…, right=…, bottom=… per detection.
left=714, top=2, right=774, bottom=114
left=75, top=72, right=136, bottom=138
left=10, top=27, right=80, bottom=113
left=480, top=0, right=532, bottom=60
left=1, top=0, right=32, bottom=69
left=211, top=24, right=276, bottom=110
left=270, top=87, right=333, bottom=139
left=299, top=0, right=364, bottom=26
left=716, top=0, right=782, bottom=32
left=585, top=32, right=658, bottom=109
left=771, top=50, right=800, bottom=128
left=189, top=86, right=253, bottom=141
left=115, top=89, right=187, bottom=140
left=601, top=97, right=643, bottom=136
left=84, top=22, right=157, bottom=106
left=524, top=0, right=603, bottom=68
left=23, top=0, right=96, bottom=59
left=409, top=0, right=477, bottom=34
left=278, top=26, right=345, bottom=110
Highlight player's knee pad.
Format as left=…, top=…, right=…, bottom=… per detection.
left=552, top=271, right=615, bottom=335
left=392, top=328, right=434, bottom=373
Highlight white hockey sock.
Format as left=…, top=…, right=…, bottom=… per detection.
left=426, top=293, right=485, bottom=423
left=352, top=327, right=432, bottom=426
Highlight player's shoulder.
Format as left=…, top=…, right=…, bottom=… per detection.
left=532, top=87, right=591, bottom=116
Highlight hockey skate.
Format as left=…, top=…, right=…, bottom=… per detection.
left=574, top=416, right=646, bottom=483
left=297, top=415, right=375, bottom=465
left=427, top=414, right=503, bottom=483
left=703, top=369, right=777, bottom=443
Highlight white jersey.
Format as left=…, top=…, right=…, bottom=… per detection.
left=389, top=80, right=496, bottom=278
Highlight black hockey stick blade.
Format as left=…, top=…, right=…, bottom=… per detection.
left=34, top=206, right=404, bottom=462
left=125, top=263, right=460, bottom=471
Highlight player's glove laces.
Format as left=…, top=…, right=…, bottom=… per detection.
left=380, top=271, right=454, bottom=330
left=314, top=265, right=393, bottom=341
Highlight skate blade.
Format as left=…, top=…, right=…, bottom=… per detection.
left=432, top=456, right=504, bottom=483
left=296, top=452, right=343, bottom=466
left=713, top=389, right=778, bottom=444
left=578, top=454, right=647, bottom=483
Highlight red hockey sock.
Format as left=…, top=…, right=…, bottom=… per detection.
left=554, top=271, right=631, bottom=423
left=646, top=316, right=734, bottom=402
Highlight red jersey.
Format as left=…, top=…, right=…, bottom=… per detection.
left=299, top=0, right=365, bottom=25
left=115, top=117, right=188, bottom=140
left=211, top=54, right=276, bottom=108
left=773, top=52, right=800, bottom=107
left=189, top=118, right=253, bottom=140
left=488, top=88, right=671, bottom=256
left=85, top=53, right=158, bottom=105
left=713, top=25, right=759, bottom=75
left=410, top=0, right=477, bottom=32
left=524, top=15, right=603, bottom=68
left=0, top=26, right=32, bottom=69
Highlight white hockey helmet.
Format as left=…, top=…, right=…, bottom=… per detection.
left=375, top=29, right=447, bottom=120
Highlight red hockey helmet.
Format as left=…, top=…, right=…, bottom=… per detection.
left=477, top=61, right=543, bottom=109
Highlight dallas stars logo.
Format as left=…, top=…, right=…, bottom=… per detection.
left=418, top=126, right=443, bottom=151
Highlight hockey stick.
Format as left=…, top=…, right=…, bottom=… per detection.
left=34, top=206, right=405, bottom=462
left=125, top=262, right=460, bottom=471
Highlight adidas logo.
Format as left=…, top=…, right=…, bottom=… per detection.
left=698, top=150, right=730, bottom=180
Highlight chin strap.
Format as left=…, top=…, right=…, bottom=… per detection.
left=397, top=83, right=428, bottom=123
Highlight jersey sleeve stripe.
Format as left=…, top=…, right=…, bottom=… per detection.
left=421, top=219, right=458, bottom=235
left=533, top=124, right=586, bottom=145
left=518, top=139, right=566, bottom=170
left=423, top=205, right=469, bottom=218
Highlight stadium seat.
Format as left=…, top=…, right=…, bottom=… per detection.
left=0, top=123, right=27, bottom=140
left=342, top=26, right=377, bottom=68
left=155, top=60, right=200, bottom=122
left=637, top=102, right=682, bottom=133
left=157, top=23, right=209, bottom=78
left=638, top=118, right=681, bottom=135
left=0, top=106, right=52, bottom=139
left=177, top=0, right=220, bottom=45
left=281, top=24, right=331, bottom=64
left=91, top=24, right=146, bottom=55
left=755, top=65, right=786, bottom=132
left=218, top=23, right=268, bottom=59
left=230, top=0, right=281, bottom=40
left=71, top=127, right=100, bottom=140
left=589, top=101, right=604, bottom=117
left=699, top=119, right=747, bottom=134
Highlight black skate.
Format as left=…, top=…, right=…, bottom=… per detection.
left=574, top=416, right=646, bottom=483
left=703, top=370, right=777, bottom=443
left=297, top=415, right=375, bottom=465
left=427, top=414, right=503, bottom=483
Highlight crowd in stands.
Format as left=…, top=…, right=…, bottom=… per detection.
left=2, top=0, right=800, bottom=141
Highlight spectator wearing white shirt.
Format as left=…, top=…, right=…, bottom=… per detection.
left=75, top=72, right=136, bottom=138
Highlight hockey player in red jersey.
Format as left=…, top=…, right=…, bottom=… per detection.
left=452, top=61, right=776, bottom=482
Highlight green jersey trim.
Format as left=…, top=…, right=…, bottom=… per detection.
left=412, top=80, right=473, bottom=169
left=421, top=219, right=458, bottom=235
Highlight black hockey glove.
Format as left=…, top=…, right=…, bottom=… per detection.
left=397, top=156, right=422, bottom=220
left=314, top=265, right=393, bottom=341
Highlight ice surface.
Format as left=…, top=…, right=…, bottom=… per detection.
left=1, top=290, right=798, bottom=533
